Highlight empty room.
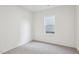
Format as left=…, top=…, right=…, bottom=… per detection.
left=0, top=5, right=79, bottom=54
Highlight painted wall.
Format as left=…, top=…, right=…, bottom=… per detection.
left=33, top=6, right=76, bottom=48
left=76, top=6, right=79, bottom=51
left=0, top=6, right=32, bottom=53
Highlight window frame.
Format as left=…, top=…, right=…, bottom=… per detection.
left=44, top=16, right=55, bottom=34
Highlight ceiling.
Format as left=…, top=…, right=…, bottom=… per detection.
left=20, top=5, right=60, bottom=12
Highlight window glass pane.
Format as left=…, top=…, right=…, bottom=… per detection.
left=44, top=16, right=55, bottom=34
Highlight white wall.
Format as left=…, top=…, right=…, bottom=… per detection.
left=33, top=6, right=76, bottom=48
left=76, top=6, right=79, bottom=51
left=0, top=6, right=32, bottom=53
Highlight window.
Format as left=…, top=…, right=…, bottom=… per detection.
left=44, top=16, right=55, bottom=34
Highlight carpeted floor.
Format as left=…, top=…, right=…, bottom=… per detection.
left=3, top=41, right=79, bottom=54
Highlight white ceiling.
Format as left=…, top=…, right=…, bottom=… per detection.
left=21, top=5, right=60, bottom=12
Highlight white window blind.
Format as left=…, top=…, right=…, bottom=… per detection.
left=44, top=16, right=55, bottom=34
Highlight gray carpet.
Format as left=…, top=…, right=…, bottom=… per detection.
left=3, top=41, right=79, bottom=54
